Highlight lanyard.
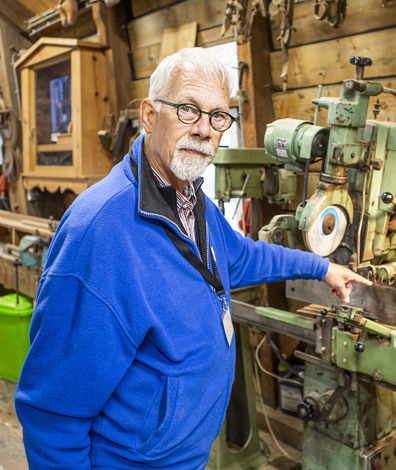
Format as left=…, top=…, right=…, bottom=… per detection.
left=160, top=222, right=226, bottom=297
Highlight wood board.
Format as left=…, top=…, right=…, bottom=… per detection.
left=272, top=77, right=396, bottom=125
left=127, top=0, right=227, bottom=50
left=131, top=25, right=233, bottom=81
left=270, top=0, right=396, bottom=50
left=270, top=27, right=396, bottom=90
left=159, top=21, right=197, bottom=61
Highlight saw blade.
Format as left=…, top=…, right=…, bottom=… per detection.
left=304, top=205, right=347, bottom=256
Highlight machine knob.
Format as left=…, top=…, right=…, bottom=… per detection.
left=381, top=192, right=394, bottom=204
left=350, top=56, right=372, bottom=67
left=320, top=308, right=328, bottom=316
left=350, top=56, right=372, bottom=80
left=297, top=399, right=317, bottom=422
left=355, top=342, right=365, bottom=353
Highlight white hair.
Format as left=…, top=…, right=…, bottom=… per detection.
left=149, top=48, right=232, bottom=106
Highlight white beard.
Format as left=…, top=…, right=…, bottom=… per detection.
left=170, top=136, right=215, bottom=182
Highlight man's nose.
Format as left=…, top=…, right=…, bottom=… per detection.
left=190, top=114, right=213, bottom=139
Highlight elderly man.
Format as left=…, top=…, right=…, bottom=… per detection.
left=15, top=48, right=371, bottom=469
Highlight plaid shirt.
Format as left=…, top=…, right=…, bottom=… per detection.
left=152, top=168, right=197, bottom=242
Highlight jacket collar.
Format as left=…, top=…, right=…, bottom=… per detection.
left=129, top=135, right=208, bottom=264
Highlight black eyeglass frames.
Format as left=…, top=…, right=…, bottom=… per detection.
left=156, top=99, right=236, bottom=132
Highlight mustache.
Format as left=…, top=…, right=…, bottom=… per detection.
left=175, top=136, right=215, bottom=157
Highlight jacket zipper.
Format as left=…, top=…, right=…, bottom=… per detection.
left=140, top=209, right=207, bottom=266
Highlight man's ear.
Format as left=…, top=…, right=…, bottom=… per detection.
left=140, top=99, right=155, bottom=134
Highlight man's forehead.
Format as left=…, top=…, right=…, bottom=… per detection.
left=170, top=71, right=229, bottom=108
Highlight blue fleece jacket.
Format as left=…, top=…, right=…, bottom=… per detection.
left=15, top=135, right=329, bottom=469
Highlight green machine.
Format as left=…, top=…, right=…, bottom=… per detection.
left=211, top=57, right=396, bottom=470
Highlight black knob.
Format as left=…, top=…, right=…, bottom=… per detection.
left=382, top=192, right=394, bottom=204
left=320, top=308, right=328, bottom=316
left=350, top=57, right=372, bottom=67
left=297, top=400, right=316, bottom=422
left=355, top=342, right=365, bottom=353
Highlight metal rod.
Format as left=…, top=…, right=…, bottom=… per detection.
left=301, top=159, right=310, bottom=207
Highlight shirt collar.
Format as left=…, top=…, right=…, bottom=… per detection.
left=151, top=168, right=198, bottom=211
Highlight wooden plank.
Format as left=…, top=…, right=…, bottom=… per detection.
left=270, top=0, right=396, bottom=50
left=159, top=21, right=197, bottom=61
left=197, top=25, right=234, bottom=47
left=130, top=78, right=150, bottom=100
left=17, top=0, right=58, bottom=15
left=131, top=26, right=233, bottom=80
left=270, top=28, right=396, bottom=90
left=272, top=77, right=396, bottom=126
left=132, top=44, right=162, bottom=79
left=127, top=0, right=226, bottom=50
left=130, top=0, right=181, bottom=18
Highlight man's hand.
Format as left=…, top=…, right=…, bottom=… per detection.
left=323, top=262, right=373, bottom=303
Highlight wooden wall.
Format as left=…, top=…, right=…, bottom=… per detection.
left=269, top=0, right=396, bottom=126
left=127, top=0, right=234, bottom=100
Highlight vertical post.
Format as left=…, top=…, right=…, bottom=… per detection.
left=237, top=14, right=275, bottom=148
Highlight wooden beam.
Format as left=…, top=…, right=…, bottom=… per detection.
left=238, top=14, right=274, bottom=148
left=92, top=1, right=132, bottom=116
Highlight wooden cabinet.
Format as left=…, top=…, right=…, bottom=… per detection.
left=15, top=37, right=113, bottom=194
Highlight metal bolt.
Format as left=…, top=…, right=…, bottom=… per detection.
left=321, top=347, right=326, bottom=352
left=343, top=341, right=348, bottom=347
left=322, top=319, right=326, bottom=324
left=332, top=336, right=335, bottom=341
left=319, top=336, right=323, bottom=341
left=343, top=358, right=347, bottom=363
left=304, top=330, right=309, bottom=336
left=331, top=353, right=335, bottom=358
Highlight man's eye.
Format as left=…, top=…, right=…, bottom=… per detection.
left=212, top=112, right=225, bottom=121
left=180, top=105, right=198, bottom=114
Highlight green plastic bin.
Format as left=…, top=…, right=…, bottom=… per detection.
left=0, top=293, right=33, bottom=382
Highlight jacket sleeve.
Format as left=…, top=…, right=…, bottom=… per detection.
left=15, top=274, right=137, bottom=470
left=212, top=206, right=330, bottom=289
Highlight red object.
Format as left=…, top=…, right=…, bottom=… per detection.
left=238, top=199, right=251, bottom=234
left=0, top=174, right=7, bottom=197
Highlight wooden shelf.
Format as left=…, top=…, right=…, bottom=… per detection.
left=37, top=142, right=72, bottom=152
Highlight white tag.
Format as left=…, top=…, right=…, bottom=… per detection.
left=222, top=304, right=234, bottom=347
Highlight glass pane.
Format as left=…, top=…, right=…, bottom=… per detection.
left=37, top=151, right=72, bottom=166
left=36, top=60, right=72, bottom=146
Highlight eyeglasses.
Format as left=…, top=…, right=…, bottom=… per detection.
left=156, top=99, right=236, bottom=132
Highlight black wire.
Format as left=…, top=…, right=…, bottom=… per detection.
left=265, top=333, right=303, bottom=378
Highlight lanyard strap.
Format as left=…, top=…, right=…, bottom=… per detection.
left=161, top=221, right=226, bottom=297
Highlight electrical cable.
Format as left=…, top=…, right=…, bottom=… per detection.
left=255, top=334, right=303, bottom=386
left=253, top=340, right=300, bottom=463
